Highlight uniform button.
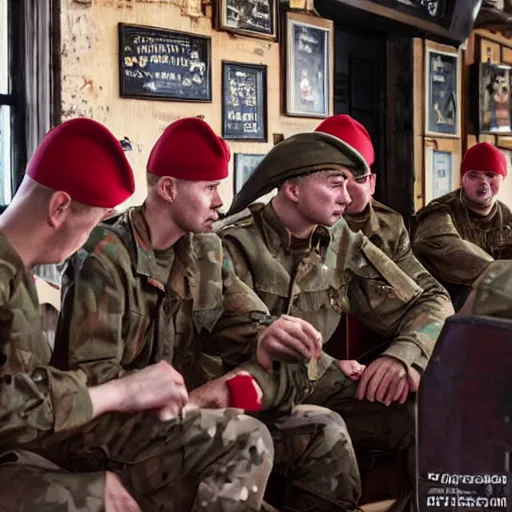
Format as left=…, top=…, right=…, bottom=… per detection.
left=32, top=372, right=44, bottom=383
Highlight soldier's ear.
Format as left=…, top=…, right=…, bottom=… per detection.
left=156, top=176, right=178, bottom=204
left=281, top=180, right=300, bottom=203
left=370, top=174, right=376, bottom=195
left=47, top=191, right=72, bottom=229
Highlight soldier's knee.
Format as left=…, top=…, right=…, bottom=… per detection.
left=234, top=414, right=275, bottom=463
left=293, top=404, right=349, bottom=430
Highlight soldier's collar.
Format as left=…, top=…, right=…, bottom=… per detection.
left=344, top=200, right=379, bottom=237
left=127, top=205, right=170, bottom=290
left=261, top=202, right=332, bottom=255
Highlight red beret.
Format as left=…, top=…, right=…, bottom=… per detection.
left=27, top=118, right=135, bottom=208
left=147, top=118, right=230, bottom=181
left=462, top=142, right=508, bottom=178
left=315, top=115, right=375, bottom=166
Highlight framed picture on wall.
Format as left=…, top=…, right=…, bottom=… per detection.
left=234, top=153, right=265, bottom=193
left=425, top=147, right=455, bottom=203
left=284, top=12, right=333, bottom=118
left=425, top=47, right=460, bottom=138
left=222, top=61, right=267, bottom=141
left=215, top=0, right=277, bottom=41
left=118, top=23, right=211, bottom=102
left=478, top=62, right=511, bottom=134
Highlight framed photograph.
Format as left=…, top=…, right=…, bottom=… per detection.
left=222, top=61, right=267, bottom=141
left=478, top=62, right=511, bottom=134
left=425, top=148, right=456, bottom=203
left=284, top=12, right=333, bottom=118
left=215, top=0, right=277, bottom=41
left=425, top=47, right=460, bottom=137
left=234, top=153, right=265, bottom=194
left=118, top=23, right=211, bottom=102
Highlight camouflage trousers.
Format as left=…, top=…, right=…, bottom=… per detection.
left=262, top=404, right=361, bottom=510
left=0, top=449, right=105, bottom=512
left=305, top=364, right=415, bottom=454
left=9, top=407, right=273, bottom=512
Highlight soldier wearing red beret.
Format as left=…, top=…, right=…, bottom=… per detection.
left=53, top=117, right=334, bottom=511
left=0, top=118, right=212, bottom=511
left=413, top=142, right=512, bottom=310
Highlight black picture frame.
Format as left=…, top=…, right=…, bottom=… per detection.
left=425, top=47, right=460, bottom=137
left=215, top=0, right=277, bottom=41
left=222, top=61, right=267, bottom=141
left=284, top=12, right=332, bottom=118
left=118, top=23, right=212, bottom=102
left=234, top=153, right=265, bottom=194
left=478, top=62, right=512, bottom=135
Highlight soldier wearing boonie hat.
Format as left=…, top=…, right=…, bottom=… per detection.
left=54, top=117, right=333, bottom=511
left=212, top=130, right=452, bottom=509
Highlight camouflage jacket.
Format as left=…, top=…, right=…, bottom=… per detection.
left=344, top=198, right=449, bottom=319
left=53, top=205, right=270, bottom=390
left=344, top=199, right=411, bottom=261
left=218, top=203, right=453, bottom=410
left=412, top=189, right=512, bottom=286
left=0, top=233, right=92, bottom=448
left=461, top=260, right=512, bottom=319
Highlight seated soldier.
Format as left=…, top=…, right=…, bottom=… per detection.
left=0, top=118, right=231, bottom=511
left=412, top=142, right=512, bottom=310
left=54, top=118, right=359, bottom=512
left=205, top=131, right=453, bottom=507
left=0, top=118, right=275, bottom=512
left=315, top=115, right=449, bottom=364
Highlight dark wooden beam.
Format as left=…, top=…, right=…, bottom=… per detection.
left=331, top=0, right=455, bottom=39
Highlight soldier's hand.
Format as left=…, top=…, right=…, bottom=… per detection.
left=408, top=366, right=421, bottom=393
left=105, top=471, right=141, bottom=512
left=257, top=315, right=322, bottom=371
left=339, top=359, right=366, bottom=381
left=90, top=361, right=189, bottom=420
left=356, top=356, right=409, bottom=406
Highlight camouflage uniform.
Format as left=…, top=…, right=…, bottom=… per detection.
left=0, top=228, right=274, bottom=511
left=218, top=202, right=454, bottom=455
left=460, top=260, right=512, bottom=319
left=412, top=189, right=512, bottom=309
left=53, top=205, right=360, bottom=511
left=345, top=199, right=412, bottom=265
left=0, top=231, right=109, bottom=510
left=343, top=198, right=449, bottom=359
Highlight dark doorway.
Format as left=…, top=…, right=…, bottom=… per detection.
left=332, top=26, right=388, bottom=205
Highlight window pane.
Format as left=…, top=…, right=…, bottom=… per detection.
left=0, top=104, right=12, bottom=204
left=0, top=0, right=8, bottom=94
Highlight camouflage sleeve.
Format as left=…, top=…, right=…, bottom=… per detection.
left=0, top=266, right=93, bottom=443
left=412, top=210, right=493, bottom=285
left=345, top=238, right=454, bottom=372
left=206, top=253, right=270, bottom=371
left=57, top=249, right=128, bottom=386
left=392, top=222, right=453, bottom=371
left=0, top=366, right=93, bottom=444
left=218, top=238, right=294, bottom=409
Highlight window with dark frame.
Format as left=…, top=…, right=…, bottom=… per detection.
left=0, top=0, right=25, bottom=209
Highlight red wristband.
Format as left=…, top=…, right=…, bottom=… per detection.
left=225, top=373, right=263, bottom=412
